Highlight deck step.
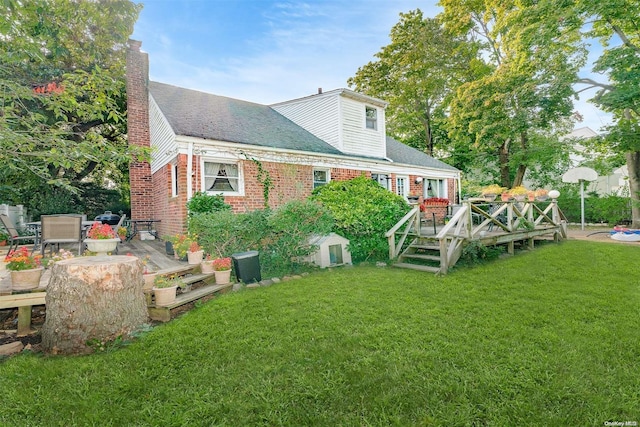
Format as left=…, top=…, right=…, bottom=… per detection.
left=147, top=283, right=233, bottom=322
left=181, top=272, right=215, bottom=285
left=392, top=263, right=440, bottom=273
left=401, top=253, right=440, bottom=261
left=411, top=244, right=440, bottom=251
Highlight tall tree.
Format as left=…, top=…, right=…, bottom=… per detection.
left=0, top=0, right=144, bottom=193
left=575, top=0, right=640, bottom=226
left=441, top=0, right=585, bottom=188
left=348, top=10, right=480, bottom=156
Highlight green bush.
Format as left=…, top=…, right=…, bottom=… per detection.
left=188, top=200, right=333, bottom=277
left=186, top=192, right=231, bottom=215
left=556, top=186, right=631, bottom=225
left=310, top=175, right=410, bottom=262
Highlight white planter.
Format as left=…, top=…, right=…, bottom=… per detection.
left=153, top=285, right=177, bottom=306
left=84, top=238, right=119, bottom=255
left=187, top=250, right=204, bottom=265
left=214, top=269, right=231, bottom=285
left=10, top=267, right=44, bottom=291
left=201, top=260, right=214, bottom=274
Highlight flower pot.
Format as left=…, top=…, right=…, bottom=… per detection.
left=187, top=250, right=204, bottom=265
left=201, top=260, right=215, bottom=274
left=143, top=273, right=157, bottom=291
left=153, top=285, right=178, bottom=306
left=514, top=195, right=526, bottom=202
left=536, top=195, right=549, bottom=201
left=214, top=269, right=231, bottom=285
left=165, top=241, right=174, bottom=256
left=84, top=238, right=120, bottom=256
left=501, top=193, right=510, bottom=202
left=483, top=193, right=497, bottom=201
left=10, top=267, right=44, bottom=291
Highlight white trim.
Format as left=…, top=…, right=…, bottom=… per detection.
left=396, top=175, right=409, bottom=198
left=187, top=142, right=193, bottom=200
left=170, top=161, right=178, bottom=197
left=171, top=136, right=460, bottom=180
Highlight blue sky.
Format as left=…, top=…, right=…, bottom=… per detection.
left=131, top=0, right=612, bottom=132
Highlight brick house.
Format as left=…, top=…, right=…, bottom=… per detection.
left=126, top=40, right=460, bottom=237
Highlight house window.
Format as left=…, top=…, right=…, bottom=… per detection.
left=328, top=244, right=344, bottom=265
left=372, top=173, right=391, bottom=191
left=171, top=163, right=178, bottom=197
left=427, top=179, right=446, bottom=198
left=204, top=161, right=240, bottom=193
left=365, top=106, right=377, bottom=130
left=313, top=168, right=330, bottom=188
left=396, top=176, right=408, bottom=198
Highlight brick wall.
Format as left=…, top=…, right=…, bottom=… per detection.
left=126, top=40, right=154, bottom=221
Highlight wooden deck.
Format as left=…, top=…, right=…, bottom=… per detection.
left=386, top=199, right=567, bottom=275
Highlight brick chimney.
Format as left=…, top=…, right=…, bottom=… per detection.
left=126, top=39, right=154, bottom=221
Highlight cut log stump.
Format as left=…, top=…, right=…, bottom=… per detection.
left=42, top=255, right=147, bottom=355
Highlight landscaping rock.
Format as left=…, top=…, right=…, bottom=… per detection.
left=259, top=279, right=273, bottom=287
left=271, top=277, right=281, bottom=284
left=246, top=283, right=261, bottom=289
left=0, top=341, right=24, bottom=356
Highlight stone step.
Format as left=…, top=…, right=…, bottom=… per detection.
left=392, top=262, right=440, bottom=273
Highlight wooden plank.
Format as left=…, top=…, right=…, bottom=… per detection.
left=392, top=262, right=440, bottom=273
left=17, top=306, right=32, bottom=336
left=0, top=292, right=46, bottom=309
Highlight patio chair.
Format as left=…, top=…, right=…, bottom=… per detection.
left=111, top=213, right=126, bottom=235
left=40, top=215, right=83, bottom=256
left=0, top=214, right=37, bottom=254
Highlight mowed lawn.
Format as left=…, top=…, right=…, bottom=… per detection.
left=1, top=240, right=638, bottom=426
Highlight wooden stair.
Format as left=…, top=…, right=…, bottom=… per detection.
left=145, top=265, right=233, bottom=322
left=393, top=237, right=442, bottom=274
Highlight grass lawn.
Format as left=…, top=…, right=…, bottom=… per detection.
left=1, top=240, right=638, bottom=425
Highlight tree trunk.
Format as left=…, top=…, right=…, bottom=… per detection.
left=499, top=139, right=512, bottom=188
left=626, top=151, right=640, bottom=228
left=42, top=255, right=147, bottom=354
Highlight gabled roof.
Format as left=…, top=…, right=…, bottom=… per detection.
left=149, top=81, right=344, bottom=155
left=149, top=81, right=458, bottom=173
left=385, top=137, right=458, bottom=171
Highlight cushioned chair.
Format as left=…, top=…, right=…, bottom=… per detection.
left=0, top=214, right=37, bottom=254
left=40, top=215, right=83, bottom=256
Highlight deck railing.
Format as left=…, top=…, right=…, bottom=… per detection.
left=386, top=198, right=568, bottom=272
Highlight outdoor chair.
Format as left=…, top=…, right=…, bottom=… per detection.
left=40, top=215, right=83, bottom=256
left=0, top=214, right=37, bottom=254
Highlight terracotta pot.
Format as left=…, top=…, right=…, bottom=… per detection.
left=187, top=250, right=204, bottom=265
left=501, top=193, right=510, bottom=202
left=84, top=238, right=119, bottom=255
left=10, top=267, right=44, bottom=291
left=201, top=260, right=215, bottom=274
left=214, top=269, right=231, bottom=285
left=153, top=285, right=177, bottom=306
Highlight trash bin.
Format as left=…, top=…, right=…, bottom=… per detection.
left=231, top=250, right=261, bottom=283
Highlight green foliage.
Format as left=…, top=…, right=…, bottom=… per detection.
left=0, top=0, right=145, bottom=193
left=310, top=175, right=410, bottom=262
left=558, top=187, right=632, bottom=225
left=248, top=157, right=273, bottom=208
left=459, top=240, right=503, bottom=265
left=188, top=200, right=333, bottom=276
left=186, top=192, right=231, bottom=215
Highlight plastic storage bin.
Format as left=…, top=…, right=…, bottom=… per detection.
left=231, top=250, right=261, bottom=283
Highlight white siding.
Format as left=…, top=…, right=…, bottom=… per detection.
left=340, top=97, right=386, bottom=158
left=272, top=95, right=342, bottom=150
left=149, top=95, right=177, bottom=173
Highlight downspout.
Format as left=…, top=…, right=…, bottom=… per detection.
left=187, top=142, right=194, bottom=201
left=457, top=174, right=462, bottom=204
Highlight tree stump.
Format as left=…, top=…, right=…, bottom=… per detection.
left=42, top=255, right=147, bottom=354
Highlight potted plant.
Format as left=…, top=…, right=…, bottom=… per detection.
left=201, top=254, right=215, bottom=274
left=170, top=233, right=192, bottom=260
left=186, top=240, right=204, bottom=265
left=508, top=185, right=529, bottom=201
left=481, top=184, right=505, bottom=201
left=117, top=226, right=128, bottom=242
left=535, top=188, right=549, bottom=201
left=0, top=230, right=8, bottom=246
left=152, top=274, right=185, bottom=306
left=422, top=197, right=450, bottom=207
left=4, top=247, right=44, bottom=290
left=45, top=249, right=75, bottom=268
left=212, top=256, right=232, bottom=285
left=84, top=222, right=120, bottom=255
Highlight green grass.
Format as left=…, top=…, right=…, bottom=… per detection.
left=1, top=240, right=639, bottom=426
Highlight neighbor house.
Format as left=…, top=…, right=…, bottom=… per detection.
left=126, top=40, right=461, bottom=237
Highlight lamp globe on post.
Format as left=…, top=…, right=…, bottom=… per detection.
left=548, top=190, right=560, bottom=200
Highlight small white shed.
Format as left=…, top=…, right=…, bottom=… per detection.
left=308, top=233, right=352, bottom=268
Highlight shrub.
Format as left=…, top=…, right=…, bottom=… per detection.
left=186, top=192, right=231, bottom=215
left=310, top=175, right=410, bottom=262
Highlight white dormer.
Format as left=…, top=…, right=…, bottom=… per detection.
left=271, top=88, right=388, bottom=159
